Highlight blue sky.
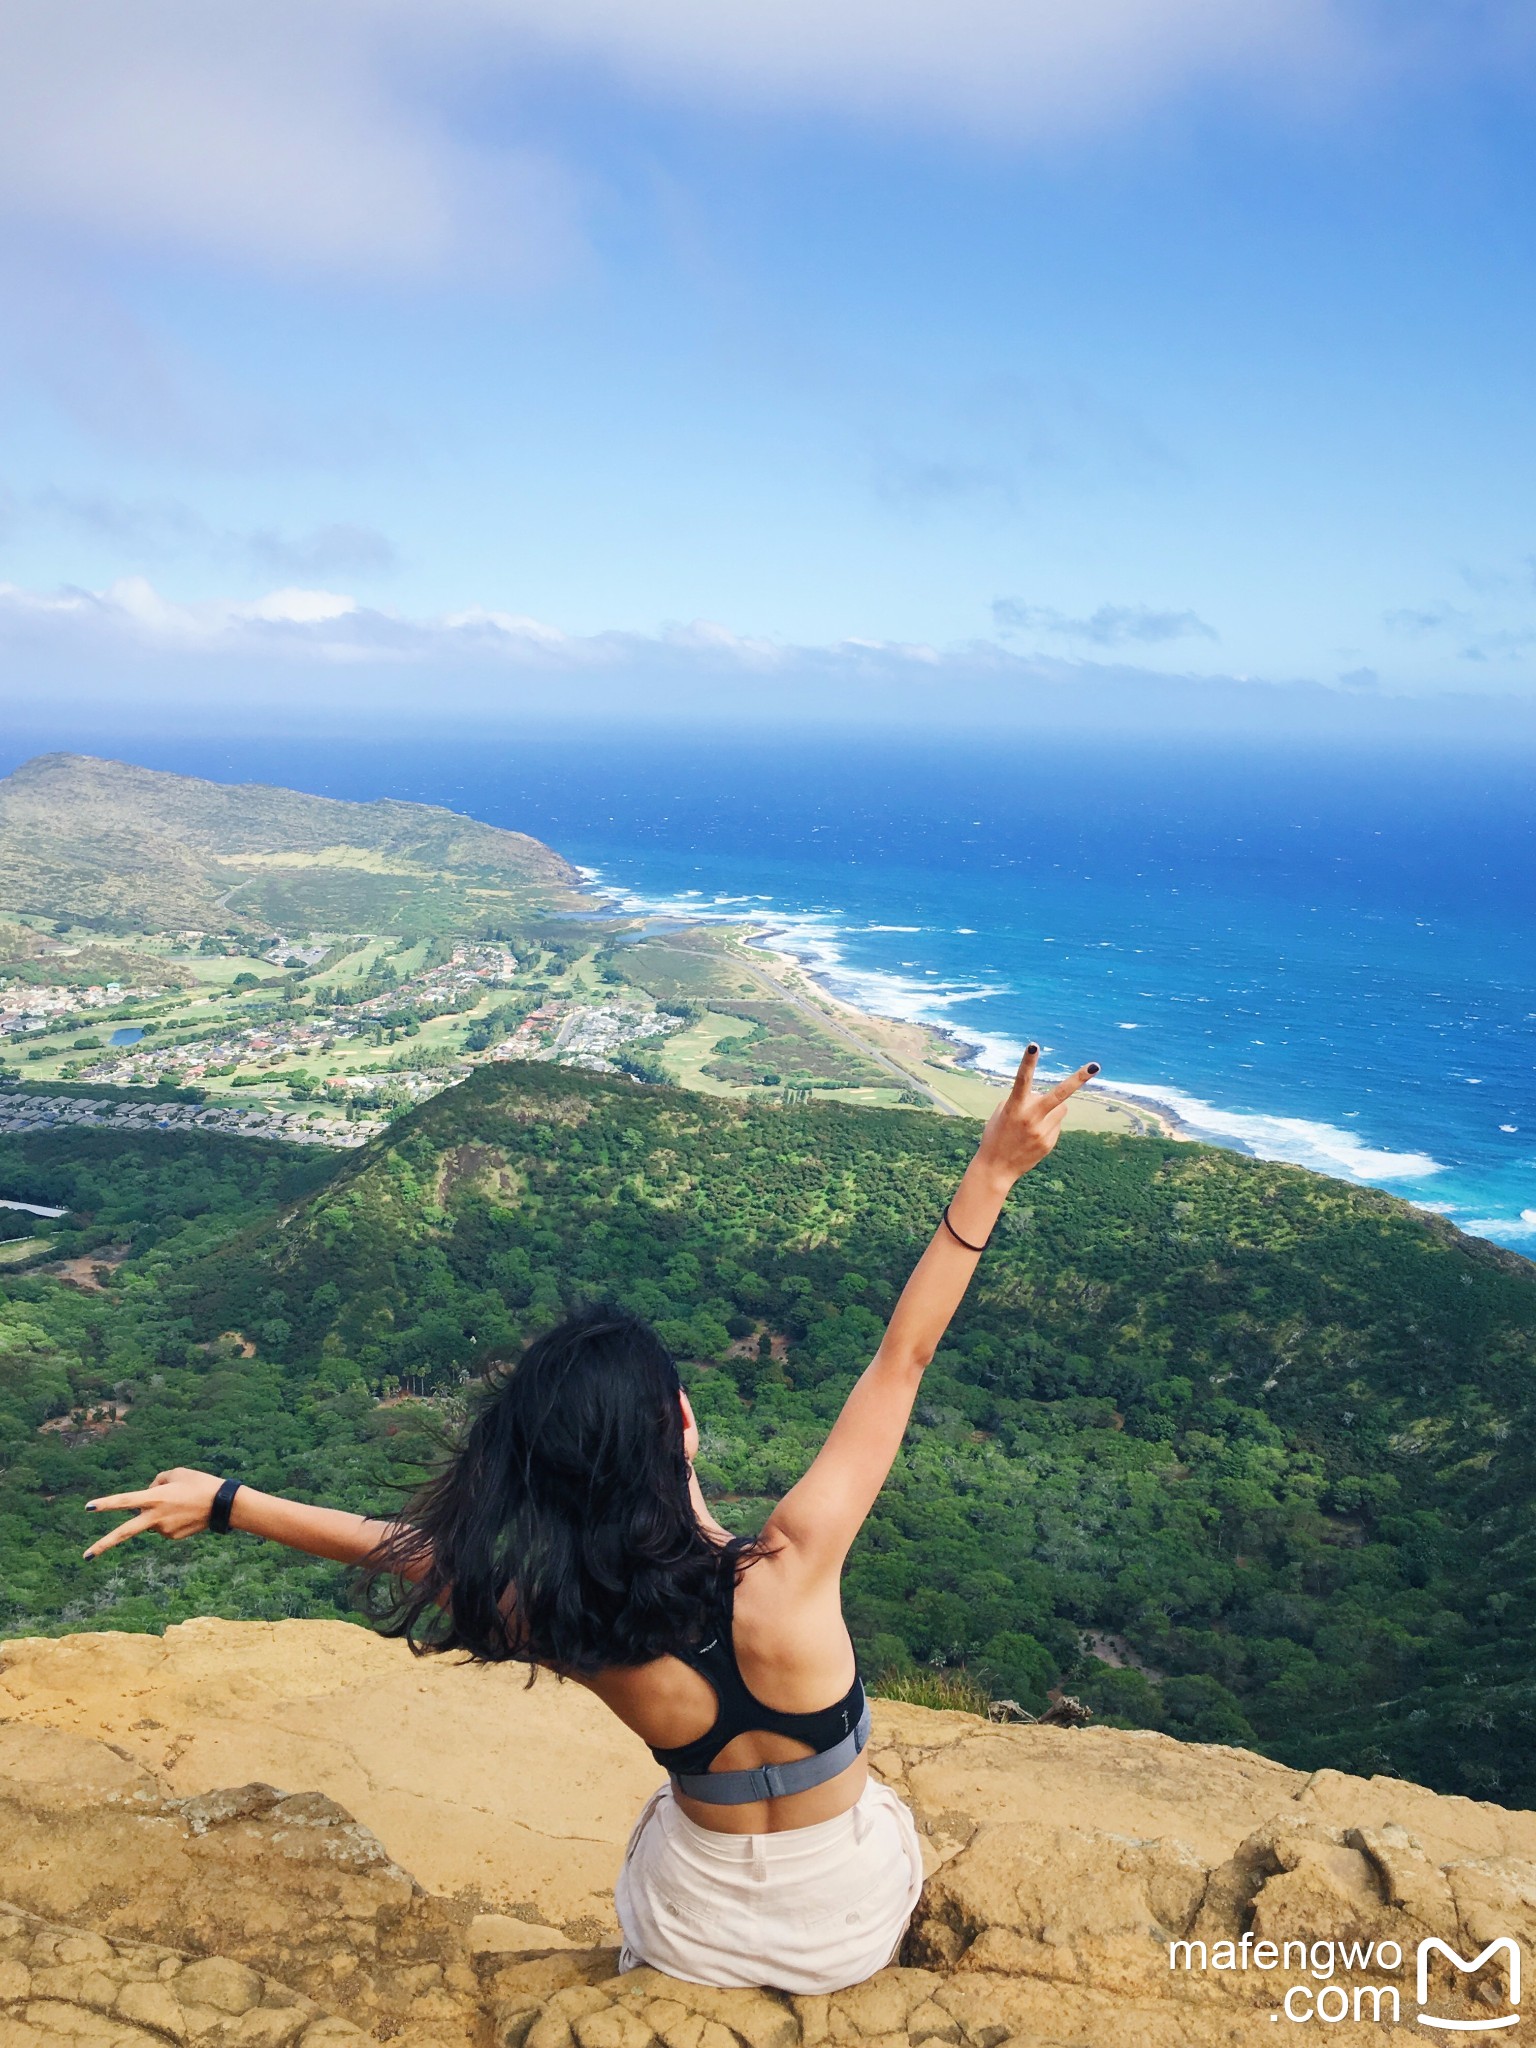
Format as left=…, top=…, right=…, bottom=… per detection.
left=2, top=0, right=1535, bottom=735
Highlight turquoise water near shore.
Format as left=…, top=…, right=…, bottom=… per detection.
left=22, top=729, right=1536, bottom=1247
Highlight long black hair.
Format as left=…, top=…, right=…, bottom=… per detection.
left=363, top=1307, right=751, bottom=1672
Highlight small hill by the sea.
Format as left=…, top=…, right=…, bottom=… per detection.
left=0, top=753, right=582, bottom=935
left=1, top=1617, right=1531, bottom=2045
left=0, top=915, right=197, bottom=990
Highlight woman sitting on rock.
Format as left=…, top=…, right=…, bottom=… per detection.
left=83, top=1045, right=1097, bottom=1996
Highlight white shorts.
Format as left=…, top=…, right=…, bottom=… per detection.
left=613, top=1775, right=925, bottom=1995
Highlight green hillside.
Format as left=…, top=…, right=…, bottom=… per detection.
left=2, top=1065, right=1533, bottom=1806
left=0, top=754, right=581, bottom=935
left=0, top=918, right=196, bottom=991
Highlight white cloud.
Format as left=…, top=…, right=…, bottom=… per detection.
left=493, top=0, right=1343, bottom=138
left=0, top=575, right=359, bottom=648
left=239, top=588, right=360, bottom=627
left=0, top=570, right=911, bottom=693
left=0, top=1, right=575, bottom=279
left=0, top=2, right=1527, bottom=279
left=441, top=606, right=573, bottom=650
left=484, top=0, right=1533, bottom=138
left=5, top=571, right=1536, bottom=747
left=0, top=569, right=1532, bottom=707
left=1384, top=560, right=1536, bottom=668
left=0, top=575, right=967, bottom=681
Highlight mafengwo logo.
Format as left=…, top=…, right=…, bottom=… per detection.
left=1418, top=1938, right=1521, bottom=2032
left=1168, top=1931, right=1522, bottom=2027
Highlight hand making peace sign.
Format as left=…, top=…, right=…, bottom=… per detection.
left=973, top=1043, right=1100, bottom=1186
left=82, top=1466, right=224, bottom=1559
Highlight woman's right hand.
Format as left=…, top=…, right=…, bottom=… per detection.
left=83, top=1468, right=224, bottom=1558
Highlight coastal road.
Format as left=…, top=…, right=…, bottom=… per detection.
left=731, top=949, right=963, bottom=1116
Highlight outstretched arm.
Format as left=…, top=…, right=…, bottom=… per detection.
left=83, top=1468, right=417, bottom=1570
left=763, top=1044, right=1098, bottom=1573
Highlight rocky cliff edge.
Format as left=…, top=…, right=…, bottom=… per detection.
left=1, top=1619, right=1533, bottom=2046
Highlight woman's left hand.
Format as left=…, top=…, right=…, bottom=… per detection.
left=972, top=1044, right=1100, bottom=1188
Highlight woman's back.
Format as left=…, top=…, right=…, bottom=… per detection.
left=582, top=1531, right=865, bottom=1832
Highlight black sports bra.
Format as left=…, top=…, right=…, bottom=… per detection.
left=649, top=1547, right=869, bottom=1807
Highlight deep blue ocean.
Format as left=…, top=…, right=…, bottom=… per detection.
left=15, top=728, right=1536, bottom=1247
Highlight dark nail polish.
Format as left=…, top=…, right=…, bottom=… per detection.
left=1087, top=1063, right=1101, bottom=1075
left=1026, top=1043, right=1039, bottom=1055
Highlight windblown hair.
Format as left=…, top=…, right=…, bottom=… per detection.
left=362, top=1307, right=751, bottom=1672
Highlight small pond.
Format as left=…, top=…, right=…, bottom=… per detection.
left=109, top=1026, right=144, bottom=1046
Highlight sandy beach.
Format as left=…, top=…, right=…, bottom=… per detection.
left=731, top=916, right=1180, bottom=1138
left=574, top=874, right=1183, bottom=1138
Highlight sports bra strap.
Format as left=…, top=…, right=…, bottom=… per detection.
left=647, top=1542, right=868, bottom=1793
left=668, top=1699, right=871, bottom=1806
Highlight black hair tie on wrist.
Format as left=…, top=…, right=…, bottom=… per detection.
left=941, top=1202, right=992, bottom=1254
left=208, top=1477, right=242, bottom=1535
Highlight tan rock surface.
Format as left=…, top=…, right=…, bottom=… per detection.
left=0, top=1897, right=364, bottom=2048
left=2, top=1620, right=1534, bottom=2045
left=0, top=1620, right=657, bottom=1936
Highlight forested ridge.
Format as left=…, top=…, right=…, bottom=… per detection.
left=3, top=1063, right=1534, bottom=1806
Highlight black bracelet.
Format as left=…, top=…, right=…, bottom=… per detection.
left=941, top=1202, right=992, bottom=1254
left=207, top=1477, right=242, bottom=1535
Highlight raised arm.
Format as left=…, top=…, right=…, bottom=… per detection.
left=83, top=1467, right=414, bottom=1570
left=763, top=1044, right=1098, bottom=1574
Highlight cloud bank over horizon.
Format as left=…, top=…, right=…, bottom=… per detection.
left=5, top=573, right=1534, bottom=747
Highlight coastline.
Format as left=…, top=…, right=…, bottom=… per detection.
left=574, top=865, right=1180, bottom=1140
left=567, top=871, right=1533, bottom=1247
left=735, top=918, right=1181, bottom=1139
